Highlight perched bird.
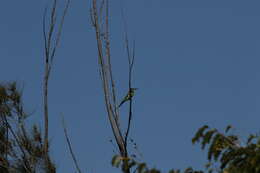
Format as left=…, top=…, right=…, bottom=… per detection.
left=118, top=88, right=138, bottom=108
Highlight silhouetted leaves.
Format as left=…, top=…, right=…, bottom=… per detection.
left=193, top=125, right=260, bottom=173
left=0, top=82, right=56, bottom=173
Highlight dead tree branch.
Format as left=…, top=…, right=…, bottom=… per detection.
left=42, top=0, right=70, bottom=157
left=62, top=116, right=83, bottom=173
left=91, top=1, right=137, bottom=173
left=91, top=0, right=126, bottom=158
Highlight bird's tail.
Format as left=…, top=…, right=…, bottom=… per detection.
left=118, top=100, right=125, bottom=108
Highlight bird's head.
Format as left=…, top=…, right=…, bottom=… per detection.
left=130, top=88, right=138, bottom=91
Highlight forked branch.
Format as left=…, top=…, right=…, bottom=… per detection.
left=42, top=0, right=70, bottom=157
left=91, top=1, right=137, bottom=173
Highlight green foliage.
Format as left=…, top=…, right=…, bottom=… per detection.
left=111, top=155, right=203, bottom=173
left=0, top=82, right=25, bottom=120
left=0, top=82, right=56, bottom=173
left=192, top=125, right=260, bottom=173
left=111, top=125, right=260, bottom=173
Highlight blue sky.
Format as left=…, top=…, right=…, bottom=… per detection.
left=1, top=0, right=260, bottom=172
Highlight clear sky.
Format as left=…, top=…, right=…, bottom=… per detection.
left=1, top=0, right=260, bottom=172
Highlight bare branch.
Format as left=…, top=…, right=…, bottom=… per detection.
left=50, top=0, right=71, bottom=66
left=104, top=0, right=119, bottom=124
left=120, top=9, right=136, bottom=152
left=47, top=0, right=57, bottom=64
left=43, top=0, right=70, bottom=162
left=91, top=1, right=138, bottom=173
left=91, top=0, right=127, bottom=158
left=62, top=116, right=83, bottom=173
left=43, top=7, right=49, bottom=62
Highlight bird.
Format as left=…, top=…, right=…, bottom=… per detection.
left=118, top=88, right=138, bottom=108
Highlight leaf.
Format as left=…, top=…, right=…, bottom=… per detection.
left=225, top=125, right=232, bottom=133
left=202, top=129, right=217, bottom=149
left=192, top=125, right=209, bottom=144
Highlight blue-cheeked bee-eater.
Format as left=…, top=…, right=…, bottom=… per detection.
left=118, top=88, right=138, bottom=108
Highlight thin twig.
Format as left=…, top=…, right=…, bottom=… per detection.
left=121, top=9, right=136, bottom=151
left=62, top=115, right=83, bottom=173
left=50, top=0, right=71, bottom=66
